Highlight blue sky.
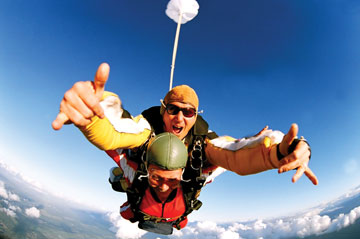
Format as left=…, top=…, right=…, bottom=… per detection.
left=1, top=0, right=360, bottom=223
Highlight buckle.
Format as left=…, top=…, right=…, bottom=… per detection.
left=190, top=140, right=203, bottom=170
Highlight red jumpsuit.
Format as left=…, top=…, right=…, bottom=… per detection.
left=120, top=186, right=188, bottom=228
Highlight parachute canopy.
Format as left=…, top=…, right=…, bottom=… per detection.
left=166, top=0, right=200, bottom=24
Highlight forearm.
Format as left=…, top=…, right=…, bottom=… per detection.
left=79, top=91, right=151, bottom=150
left=205, top=131, right=283, bottom=175
left=80, top=116, right=151, bottom=150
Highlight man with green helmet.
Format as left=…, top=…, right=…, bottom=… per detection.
left=110, top=132, right=191, bottom=234
left=145, top=132, right=187, bottom=202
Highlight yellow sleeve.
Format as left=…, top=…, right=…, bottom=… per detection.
left=205, top=130, right=283, bottom=175
left=79, top=91, right=152, bottom=150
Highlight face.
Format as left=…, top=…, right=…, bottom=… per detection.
left=162, top=101, right=197, bottom=140
left=148, top=164, right=182, bottom=194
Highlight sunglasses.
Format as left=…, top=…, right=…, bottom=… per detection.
left=165, top=104, right=197, bottom=118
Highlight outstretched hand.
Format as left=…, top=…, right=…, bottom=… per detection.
left=52, top=63, right=110, bottom=130
left=278, top=124, right=318, bottom=185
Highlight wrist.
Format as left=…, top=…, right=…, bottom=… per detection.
left=277, top=138, right=311, bottom=161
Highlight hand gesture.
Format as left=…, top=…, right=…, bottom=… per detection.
left=52, top=63, right=110, bottom=130
left=278, top=124, right=318, bottom=185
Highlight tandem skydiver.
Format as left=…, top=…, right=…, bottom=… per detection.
left=52, top=63, right=318, bottom=234
left=109, top=132, right=205, bottom=234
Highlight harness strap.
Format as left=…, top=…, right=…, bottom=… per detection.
left=137, top=210, right=182, bottom=223
left=171, top=135, right=206, bottom=229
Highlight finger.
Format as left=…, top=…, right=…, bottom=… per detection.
left=279, top=141, right=309, bottom=167
left=255, top=126, right=269, bottom=137
left=94, top=62, right=110, bottom=100
left=52, top=112, right=69, bottom=130
left=278, top=152, right=308, bottom=173
left=292, top=166, right=306, bottom=183
left=278, top=160, right=299, bottom=174
left=61, top=101, right=92, bottom=127
left=278, top=123, right=299, bottom=157
left=304, top=167, right=319, bottom=185
left=64, top=86, right=97, bottom=119
left=70, top=81, right=105, bottom=119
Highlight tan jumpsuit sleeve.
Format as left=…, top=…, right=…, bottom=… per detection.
left=205, top=130, right=284, bottom=175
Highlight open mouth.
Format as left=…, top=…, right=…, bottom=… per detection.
left=172, top=126, right=183, bottom=134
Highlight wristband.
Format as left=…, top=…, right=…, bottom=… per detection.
left=277, top=138, right=311, bottom=161
left=277, top=143, right=286, bottom=161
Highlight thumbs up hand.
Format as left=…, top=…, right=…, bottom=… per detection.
left=52, top=63, right=110, bottom=130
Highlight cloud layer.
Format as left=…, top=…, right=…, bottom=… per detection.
left=168, top=207, right=360, bottom=239
left=0, top=180, right=41, bottom=219
left=106, top=188, right=360, bottom=239
left=0, top=159, right=359, bottom=239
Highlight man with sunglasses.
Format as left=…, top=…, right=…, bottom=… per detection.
left=52, top=63, right=318, bottom=230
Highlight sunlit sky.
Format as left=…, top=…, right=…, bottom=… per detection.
left=1, top=0, right=360, bottom=222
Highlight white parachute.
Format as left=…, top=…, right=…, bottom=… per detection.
left=165, top=0, right=200, bottom=90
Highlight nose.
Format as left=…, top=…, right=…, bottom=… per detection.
left=158, top=183, right=170, bottom=192
left=174, top=110, right=184, bottom=121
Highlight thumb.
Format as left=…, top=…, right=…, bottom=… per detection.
left=94, top=62, right=110, bottom=99
left=52, top=112, right=69, bottom=130
left=280, top=123, right=298, bottom=155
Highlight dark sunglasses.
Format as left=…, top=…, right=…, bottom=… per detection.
left=165, top=104, right=196, bottom=118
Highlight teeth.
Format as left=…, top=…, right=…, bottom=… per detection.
left=173, top=126, right=183, bottom=133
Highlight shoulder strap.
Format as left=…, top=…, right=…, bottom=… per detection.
left=141, top=106, right=164, bottom=135
left=123, top=139, right=152, bottom=222
left=174, top=115, right=218, bottom=229
left=171, top=180, right=203, bottom=229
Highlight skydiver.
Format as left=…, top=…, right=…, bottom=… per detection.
left=109, top=132, right=201, bottom=234
left=52, top=63, right=318, bottom=234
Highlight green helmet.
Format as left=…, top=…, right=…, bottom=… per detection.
left=146, top=132, right=188, bottom=170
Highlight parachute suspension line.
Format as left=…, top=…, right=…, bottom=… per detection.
left=169, top=12, right=183, bottom=90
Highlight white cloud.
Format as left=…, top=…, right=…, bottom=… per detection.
left=8, top=192, right=20, bottom=201
left=107, top=211, right=146, bottom=239
left=25, top=207, right=40, bottom=218
left=0, top=180, right=20, bottom=202
left=0, top=160, right=19, bottom=175
left=168, top=205, right=360, bottom=239
left=0, top=203, right=21, bottom=218
left=9, top=205, right=21, bottom=212
left=325, top=206, right=360, bottom=233
left=0, top=159, right=107, bottom=213
left=0, top=181, right=8, bottom=199
left=0, top=207, right=16, bottom=217
left=0, top=160, right=44, bottom=192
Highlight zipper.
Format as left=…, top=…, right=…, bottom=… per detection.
left=161, top=201, right=166, bottom=218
